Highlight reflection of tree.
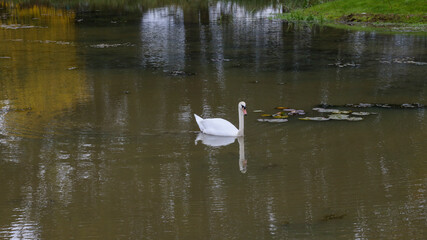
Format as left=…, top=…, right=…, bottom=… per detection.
left=0, top=5, right=87, bottom=137
left=0, top=6, right=87, bottom=238
left=2, top=0, right=284, bottom=12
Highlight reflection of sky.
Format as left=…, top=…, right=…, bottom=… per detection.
left=209, top=1, right=281, bottom=19
left=1, top=189, right=41, bottom=239
left=0, top=101, right=22, bottom=163
left=2, top=217, right=41, bottom=239
left=0, top=100, right=9, bottom=138
left=138, top=3, right=281, bottom=72
left=140, top=7, right=186, bottom=70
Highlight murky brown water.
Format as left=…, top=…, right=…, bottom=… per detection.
left=1, top=2, right=426, bottom=239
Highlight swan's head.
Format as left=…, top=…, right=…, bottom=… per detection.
left=239, top=101, right=247, bottom=116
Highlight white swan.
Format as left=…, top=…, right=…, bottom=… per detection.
left=194, top=101, right=247, bottom=136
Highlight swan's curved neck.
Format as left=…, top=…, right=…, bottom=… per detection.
left=237, top=106, right=244, bottom=136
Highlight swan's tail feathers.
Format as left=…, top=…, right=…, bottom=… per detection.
left=194, top=114, right=205, bottom=132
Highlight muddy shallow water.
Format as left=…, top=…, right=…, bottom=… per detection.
left=0, top=2, right=426, bottom=239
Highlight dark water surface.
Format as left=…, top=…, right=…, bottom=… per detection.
left=1, top=2, right=426, bottom=239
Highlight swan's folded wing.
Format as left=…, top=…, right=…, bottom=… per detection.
left=201, top=118, right=238, bottom=136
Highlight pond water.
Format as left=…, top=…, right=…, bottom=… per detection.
left=0, top=1, right=426, bottom=239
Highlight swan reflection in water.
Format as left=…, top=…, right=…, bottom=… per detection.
left=195, top=133, right=247, bottom=173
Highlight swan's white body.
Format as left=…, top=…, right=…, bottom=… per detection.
left=194, top=101, right=247, bottom=137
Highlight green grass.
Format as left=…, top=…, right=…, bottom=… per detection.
left=307, top=0, right=426, bottom=15
left=275, top=0, right=427, bottom=33
left=304, top=0, right=427, bottom=23
left=275, top=10, right=326, bottom=24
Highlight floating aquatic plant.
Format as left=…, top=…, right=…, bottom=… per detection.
left=320, top=103, right=425, bottom=109
left=345, top=103, right=373, bottom=108
left=299, top=117, right=330, bottom=121
left=272, top=112, right=289, bottom=119
left=257, top=119, right=288, bottom=123
left=259, top=108, right=305, bottom=122
left=328, top=114, right=364, bottom=121
left=351, top=112, right=375, bottom=116
left=328, top=114, right=350, bottom=120
left=287, top=110, right=306, bottom=116
left=379, top=57, right=427, bottom=66
left=401, top=103, right=419, bottom=108
left=313, top=108, right=340, bottom=113
left=273, top=115, right=289, bottom=119
left=259, top=102, right=423, bottom=124
left=312, top=108, right=350, bottom=114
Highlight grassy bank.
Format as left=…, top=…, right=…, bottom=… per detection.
left=306, top=0, right=426, bottom=23
left=277, top=0, right=427, bottom=32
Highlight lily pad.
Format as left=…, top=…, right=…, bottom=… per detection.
left=257, top=119, right=288, bottom=123
left=272, top=112, right=286, bottom=117
left=253, top=110, right=264, bottom=113
left=328, top=114, right=350, bottom=120
left=313, top=108, right=341, bottom=113
left=288, top=110, right=306, bottom=116
left=375, top=104, right=391, bottom=108
left=260, top=114, right=272, bottom=117
left=273, top=115, right=289, bottom=119
left=401, top=103, right=415, bottom=108
left=299, top=117, right=330, bottom=121
left=347, top=103, right=373, bottom=108
left=351, top=112, right=371, bottom=116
